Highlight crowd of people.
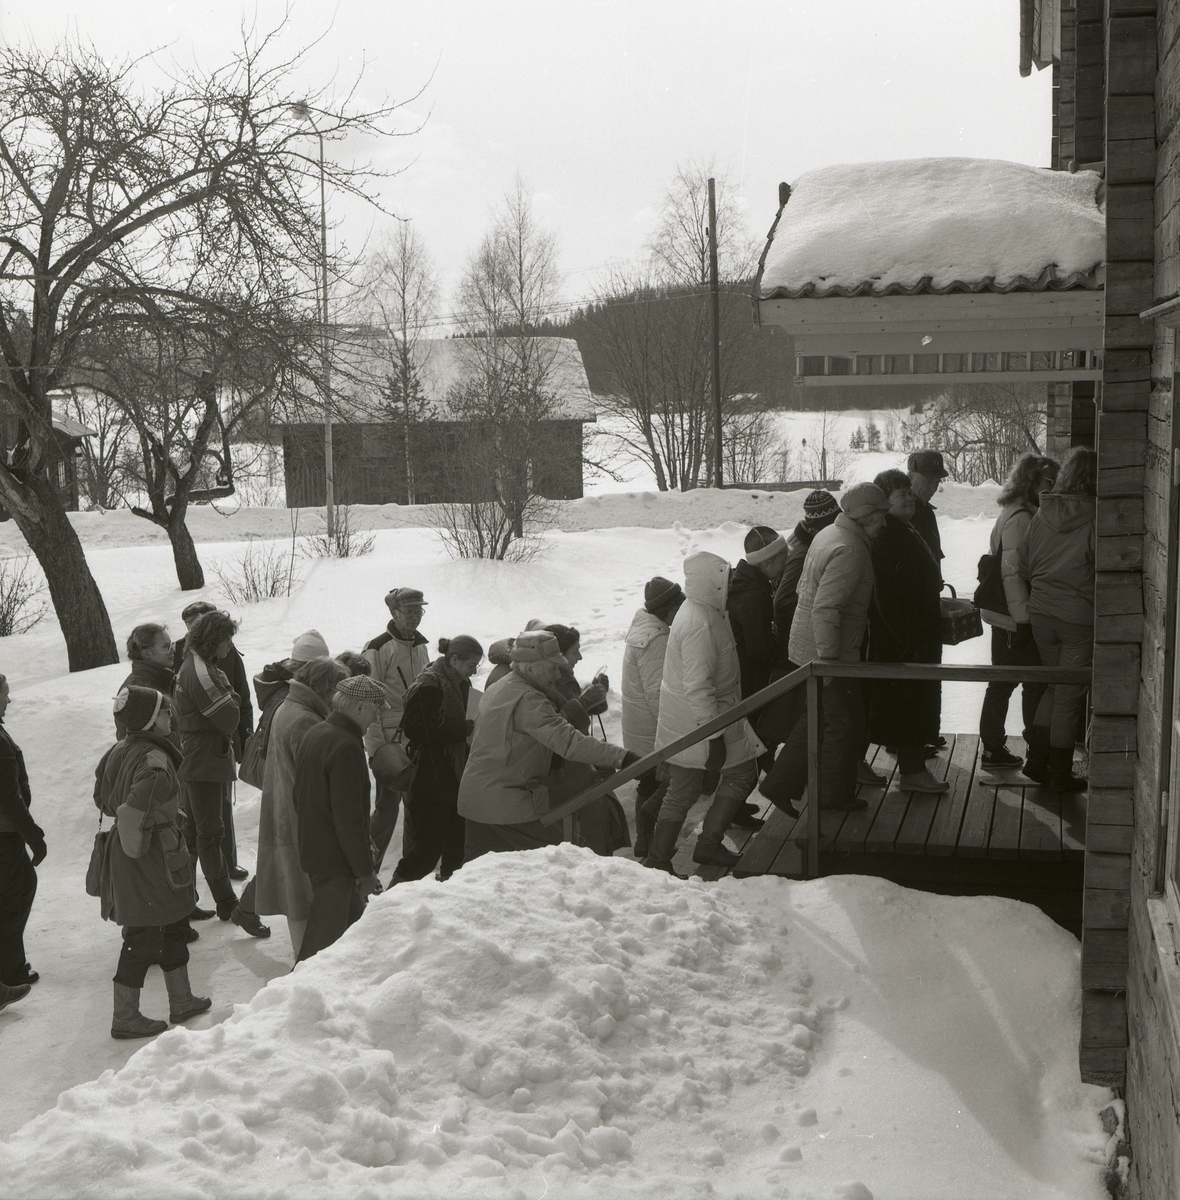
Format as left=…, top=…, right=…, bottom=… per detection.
left=0, top=445, right=1098, bottom=1034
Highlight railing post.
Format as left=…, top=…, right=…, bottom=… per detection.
left=806, top=673, right=822, bottom=879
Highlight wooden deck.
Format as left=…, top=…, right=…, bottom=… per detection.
left=670, top=734, right=1088, bottom=934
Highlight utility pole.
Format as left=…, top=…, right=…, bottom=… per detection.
left=708, top=177, right=723, bottom=488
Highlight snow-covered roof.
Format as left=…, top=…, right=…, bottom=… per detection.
left=291, top=332, right=596, bottom=424
left=756, top=158, right=1105, bottom=300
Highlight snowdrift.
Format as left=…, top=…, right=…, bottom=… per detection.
left=1, top=846, right=1109, bottom=1199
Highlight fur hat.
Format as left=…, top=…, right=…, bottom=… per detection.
left=744, top=525, right=787, bottom=566
left=114, top=685, right=165, bottom=732
left=840, top=482, right=890, bottom=520
left=336, top=675, right=389, bottom=706
left=509, top=630, right=564, bottom=663
left=291, top=629, right=330, bottom=662
left=644, top=576, right=685, bottom=613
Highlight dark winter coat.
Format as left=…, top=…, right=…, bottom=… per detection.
left=727, top=559, right=786, bottom=700
left=0, top=723, right=37, bottom=843
left=174, top=651, right=240, bottom=782
left=1019, top=492, right=1096, bottom=627
left=911, top=496, right=944, bottom=564
left=294, top=711, right=373, bottom=880
left=772, top=524, right=815, bottom=663
left=94, top=733, right=195, bottom=927
left=867, top=514, right=943, bottom=748
left=114, top=660, right=176, bottom=741
left=253, top=660, right=296, bottom=711
left=173, top=637, right=253, bottom=758
left=403, top=657, right=471, bottom=818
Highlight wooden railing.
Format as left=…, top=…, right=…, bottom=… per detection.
left=541, top=660, right=1093, bottom=877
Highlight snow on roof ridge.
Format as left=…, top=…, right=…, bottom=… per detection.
left=757, top=157, right=1105, bottom=300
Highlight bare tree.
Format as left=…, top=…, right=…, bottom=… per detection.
left=0, top=33, right=411, bottom=668
left=361, top=223, right=439, bottom=504
left=59, top=386, right=132, bottom=509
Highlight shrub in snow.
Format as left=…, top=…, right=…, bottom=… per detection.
left=213, top=537, right=300, bottom=604
left=303, top=505, right=377, bottom=559
left=0, top=552, right=47, bottom=636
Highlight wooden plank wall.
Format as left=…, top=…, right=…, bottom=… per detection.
left=1084, top=0, right=1158, bottom=1089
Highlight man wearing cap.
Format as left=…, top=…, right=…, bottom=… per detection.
left=459, top=630, right=637, bottom=861
left=907, top=450, right=949, bottom=565
left=760, top=482, right=890, bottom=814
left=621, top=577, right=686, bottom=858
left=363, top=589, right=432, bottom=871
left=294, top=675, right=386, bottom=961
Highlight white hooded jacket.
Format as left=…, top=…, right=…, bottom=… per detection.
left=621, top=608, right=670, bottom=757
left=654, top=552, right=764, bottom=769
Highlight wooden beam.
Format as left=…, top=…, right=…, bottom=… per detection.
left=800, top=369, right=1102, bottom=388
left=1096, top=535, right=1144, bottom=571
left=1085, top=888, right=1131, bottom=928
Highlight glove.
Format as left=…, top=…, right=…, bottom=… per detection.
left=593, top=672, right=609, bottom=692
left=621, top=750, right=641, bottom=770
left=27, top=826, right=46, bottom=867
left=578, top=683, right=608, bottom=716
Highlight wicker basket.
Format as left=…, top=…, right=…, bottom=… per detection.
left=940, top=584, right=983, bottom=646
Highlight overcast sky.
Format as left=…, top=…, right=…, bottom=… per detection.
left=0, top=0, right=1052, bottom=319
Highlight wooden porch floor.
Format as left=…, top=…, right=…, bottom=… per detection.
left=669, top=734, right=1088, bottom=933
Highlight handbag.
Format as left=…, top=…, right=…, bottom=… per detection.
left=940, top=584, right=984, bottom=645
left=973, top=552, right=1008, bottom=614
left=86, top=813, right=112, bottom=899
left=371, top=738, right=417, bottom=791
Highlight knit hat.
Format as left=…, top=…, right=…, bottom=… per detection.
left=509, top=630, right=564, bottom=662
left=744, top=525, right=787, bottom=566
left=114, top=685, right=165, bottom=732
left=336, top=675, right=390, bottom=706
left=291, top=629, right=330, bottom=662
left=644, top=576, right=685, bottom=613
left=840, top=482, right=890, bottom=520
left=802, top=489, right=840, bottom=526
left=385, top=587, right=427, bottom=611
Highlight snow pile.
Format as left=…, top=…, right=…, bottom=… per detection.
left=1, top=847, right=1110, bottom=1199
left=759, top=158, right=1105, bottom=297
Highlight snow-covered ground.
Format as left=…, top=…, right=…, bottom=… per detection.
left=0, top=484, right=1114, bottom=1199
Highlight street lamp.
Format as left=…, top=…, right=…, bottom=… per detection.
left=290, top=101, right=335, bottom=539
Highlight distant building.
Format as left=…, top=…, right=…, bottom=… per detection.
left=280, top=332, right=597, bottom=507
left=0, top=406, right=96, bottom=517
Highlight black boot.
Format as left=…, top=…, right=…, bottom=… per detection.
left=1021, top=727, right=1051, bottom=785
left=643, top=820, right=687, bottom=878
left=1048, top=747, right=1087, bottom=793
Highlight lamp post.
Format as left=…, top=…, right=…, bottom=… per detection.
left=290, top=102, right=335, bottom=538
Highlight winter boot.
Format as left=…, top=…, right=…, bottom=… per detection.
left=643, top=820, right=688, bottom=879
left=1021, top=727, right=1051, bottom=785
left=164, top=966, right=212, bottom=1023
left=980, top=743, right=1023, bottom=771
left=1048, top=747, right=1087, bottom=794
left=694, top=785, right=749, bottom=867
left=111, top=982, right=168, bottom=1040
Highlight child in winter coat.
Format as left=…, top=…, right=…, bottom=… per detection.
left=95, top=686, right=212, bottom=1040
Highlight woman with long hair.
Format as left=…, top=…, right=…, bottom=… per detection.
left=977, top=452, right=1059, bottom=775
left=1019, top=446, right=1097, bottom=792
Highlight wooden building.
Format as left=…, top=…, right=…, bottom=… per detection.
left=281, top=333, right=596, bottom=508
left=0, top=405, right=96, bottom=515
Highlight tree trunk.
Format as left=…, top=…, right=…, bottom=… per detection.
left=167, top=511, right=205, bottom=590
left=0, top=471, right=118, bottom=671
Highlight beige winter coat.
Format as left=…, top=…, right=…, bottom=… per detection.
left=457, top=670, right=626, bottom=825
left=789, top=514, right=876, bottom=665
left=654, top=552, right=763, bottom=769
left=980, top=502, right=1035, bottom=632
left=362, top=622, right=431, bottom=756
left=620, top=608, right=670, bottom=757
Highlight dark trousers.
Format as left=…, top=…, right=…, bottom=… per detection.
left=369, top=781, right=403, bottom=871
left=979, top=626, right=1046, bottom=751
left=753, top=665, right=808, bottom=751
left=391, top=769, right=466, bottom=884
left=184, top=780, right=235, bottom=907
left=1031, top=617, right=1094, bottom=749
left=896, top=745, right=927, bottom=774
left=113, top=919, right=191, bottom=987
left=297, top=875, right=364, bottom=962
left=0, top=833, right=36, bottom=983
left=761, top=677, right=865, bottom=809
left=464, top=818, right=562, bottom=863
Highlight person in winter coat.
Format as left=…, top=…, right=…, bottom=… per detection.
left=254, top=656, right=349, bottom=960
left=622, top=577, right=685, bottom=858
left=760, top=483, right=890, bottom=814
left=485, top=639, right=515, bottom=690
left=294, top=676, right=386, bottom=962
left=1019, top=446, right=1097, bottom=793
left=174, top=610, right=268, bottom=937
left=866, top=470, right=947, bottom=793
left=252, top=630, right=332, bottom=723
left=647, top=551, right=766, bottom=874
left=96, top=686, right=211, bottom=1040
left=172, top=600, right=253, bottom=880
left=389, top=636, right=484, bottom=885
left=115, top=624, right=177, bottom=739
left=907, top=449, right=948, bottom=565
left=0, top=674, right=44, bottom=991
left=458, top=630, right=636, bottom=860
left=977, top=453, right=1059, bottom=773
left=364, top=587, right=432, bottom=871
